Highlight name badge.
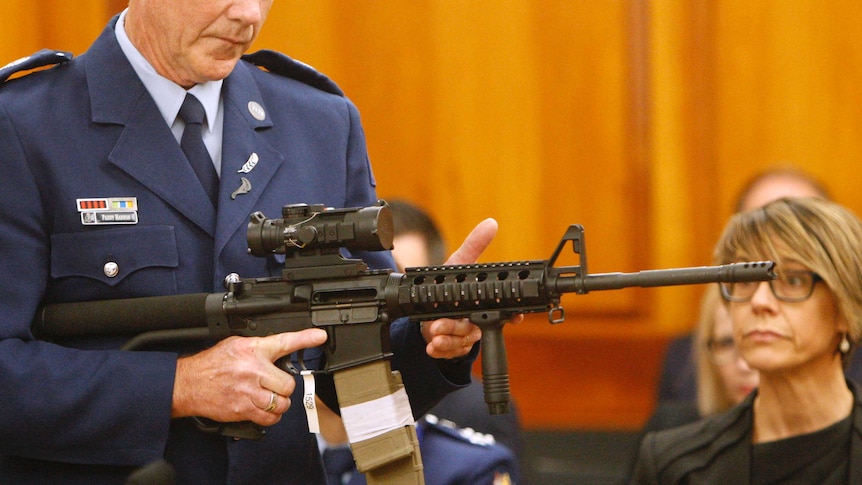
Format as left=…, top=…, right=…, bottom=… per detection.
left=77, top=197, right=138, bottom=225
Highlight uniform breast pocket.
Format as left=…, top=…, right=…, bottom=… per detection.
left=50, top=225, right=179, bottom=300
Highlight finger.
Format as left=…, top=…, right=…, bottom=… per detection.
left=445, top=326, right=481, bottom=350
left=260, top=328, right=328, bottom=363
left=427, top=318, right=482, bottom=341
left=444, top=218, right=498, bottom=266
left=249, top=388, right=292, bottom=425
left=427, top=337, right=476, bottom=359
left=257, top=329, right=326, bottom=394
left=249, top=396, right=291, bottom=427
left=259, top=373, right=296, bottom=400
left=254, top=389, right=280, bottom=412
left=424, top=319, right=482, bottom=359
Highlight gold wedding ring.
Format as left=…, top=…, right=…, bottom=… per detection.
left=264, top=390, right=278, bottom=413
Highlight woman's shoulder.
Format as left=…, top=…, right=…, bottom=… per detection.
left=642, top=400, right=701, bottom=434
left=638, top=395, right=754, bottom=480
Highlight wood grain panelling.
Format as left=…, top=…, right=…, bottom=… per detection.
left=710, top=1, right=862, bottom=226
left=3, top=0, right=861, bottom=431
left=1, top=2, right=40, bottom=63
left=1, top=1, right=116, bottom=62
left=257, top=1, right=665, bottom=430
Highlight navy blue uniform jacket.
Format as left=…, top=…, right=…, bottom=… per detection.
left=0, top=17, right=471, bottom=484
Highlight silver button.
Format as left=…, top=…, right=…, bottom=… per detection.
left=103, top=261, right=119, bottom=278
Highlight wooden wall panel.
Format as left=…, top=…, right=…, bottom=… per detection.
left=259, top=1, right=663, bottom=430
left=263, top=1, right=652, bottom=305
left=709, top=0, right=862, bottom=224
left=1, top=0, right=115, bottom=62
left=1, top=1, right=40, bottom=64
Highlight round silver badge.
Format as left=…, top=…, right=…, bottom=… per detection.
left=248, top=101, right=266, bottom=121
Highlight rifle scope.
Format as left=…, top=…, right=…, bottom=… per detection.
left=247, top=202, right=394, bottom=256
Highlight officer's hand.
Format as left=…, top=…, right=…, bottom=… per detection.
left=421, top=218, right=523, bottom=360
left=171, top=328, right=327, bottom=426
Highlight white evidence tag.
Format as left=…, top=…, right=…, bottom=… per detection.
left=301, top=370, right=320, bottom=433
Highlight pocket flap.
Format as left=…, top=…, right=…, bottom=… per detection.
left=51, top=226, right=178, bottom=287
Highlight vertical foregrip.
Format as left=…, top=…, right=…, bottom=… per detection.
left=474, top=312, right=511, bottom=415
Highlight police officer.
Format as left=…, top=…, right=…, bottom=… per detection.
left=0, top=1, right=496, bottom=482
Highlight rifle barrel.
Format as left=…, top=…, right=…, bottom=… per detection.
left=570, top=261, right=774, bottom=293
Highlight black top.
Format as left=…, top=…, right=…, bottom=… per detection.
left=631, top=380, right=862, bottom=485
left=752, top=414, right=851, bottom=485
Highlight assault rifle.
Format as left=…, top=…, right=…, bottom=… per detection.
left=33, top=201, right=774, bottom=484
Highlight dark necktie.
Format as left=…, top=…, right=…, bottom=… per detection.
left=322, top=447, right=356, bottom=485
left=178, top=93, right=219, bottom=207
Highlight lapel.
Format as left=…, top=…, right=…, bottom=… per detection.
left=704, top=393, right=753, bottom=484
left=213, top=62, right=284, bottom=257
left=700, top=414, right=751, bottom=484
left=86, top=20, right=216, bottom=235
left=658, top=392, right=753, bottom=484
left=83, top=18, right=293, bottom=270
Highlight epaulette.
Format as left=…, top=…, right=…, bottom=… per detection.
left=0, top=49, right=73, bottom=84
left=241, top=50, right=343, bottom=97
left=424, top=414, right=498, bottom=447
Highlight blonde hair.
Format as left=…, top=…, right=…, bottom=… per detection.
left=694, top=288, right=737, bottom=416
left=713, top=197, right=862, bottom=365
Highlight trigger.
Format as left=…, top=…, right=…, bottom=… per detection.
left=275, top=354, right=300, bottom=375
left=296, top=349, right=308, bottom=372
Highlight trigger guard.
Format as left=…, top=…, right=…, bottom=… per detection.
left=276, top=349, right=307, bottom=376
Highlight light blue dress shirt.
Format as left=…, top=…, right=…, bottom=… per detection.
left=114, top=9, right=224, bottom=176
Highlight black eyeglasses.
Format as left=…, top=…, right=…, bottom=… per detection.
left=720, top=270, right=823, bottom=303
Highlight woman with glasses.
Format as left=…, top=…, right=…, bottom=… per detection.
left=631, top=197, right=862, bottom=484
